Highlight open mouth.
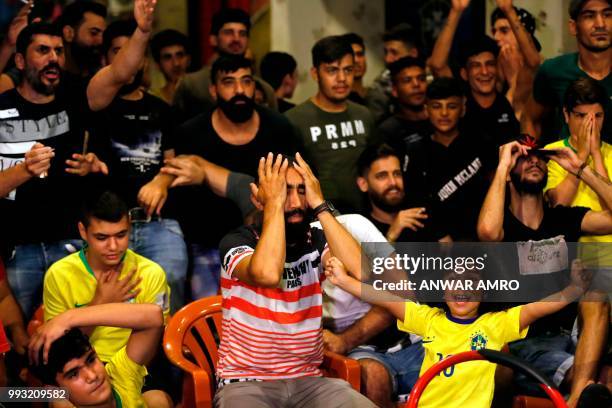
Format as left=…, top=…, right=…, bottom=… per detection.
left=42, top=69, right=60, bottom=81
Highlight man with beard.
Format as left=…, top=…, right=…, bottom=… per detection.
left=0, top=0, right=157, bottom=319
left=523, top=0, right=612, bottom=143
left=340, top=33, right=368, bottom=106
left=215, top=152, right=375, bottom=408
left=169, top=55, right=299, bottom=300
left=366, top=23, right=420, bottom=123
left=87, top=20, right=187, bottom=314
left=150, top=29, right=191, bottom=104
left=357, top=143, right=450, bottom=243
left=478, top=138, right=612, bottom=406
left=172, top=8, right=277, bottom=122
left=377, top=57, right=432, bottom=168
left=56, top=1, right=107, bottom=78
left=286, top=35, right=377, bottom=214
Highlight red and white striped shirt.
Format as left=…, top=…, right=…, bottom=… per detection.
left=218, top=226, right=328, bottom=380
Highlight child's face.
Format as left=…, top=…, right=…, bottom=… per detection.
left=426, top=96, right=464, bottom=134
left=443, top=270, right=482, bottom=319
left=55, top=350, right=112, bottom=406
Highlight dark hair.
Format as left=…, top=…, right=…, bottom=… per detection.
left=57, top=1, right=107, bottom=29
left=211, top=8, right=251, bottom=36
left=569, top=0, right=612, bottom=20
left=102, top=20, right=136, bottom=55
left=259, top=52, right=297, bottom=90
left=29, top=329, right=92, bottom=386
left=81, top=190, right=128, bottom=227
left=382, top=23, right=421, bottom=55
left=340, top=32, right=365, bottom=51
left=389, top=56, right=426, bottom=83
left=458, top=36, right=499, bottom=68
left=16, top=22, right=63, bottom=56
left=491, top=7, right=542, bottom=52
left=426, top=77, right=465, bottom=100
left=151, top=29, right=189, bottom=63
left=563, top=77, right=609, bottom=112
left=210, top=55, right=252, bottom=83
left=357, top=143, right=401, bottom=177
left=311, top=35, right=354, bottom=68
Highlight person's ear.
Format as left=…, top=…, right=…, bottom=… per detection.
left=209, top=83, right=218, bottom=102
left=62, top=25, right=75, bottom=43
left=249, top=183, right=264, bottom=211
left=209, top=34, right=218, bottom=48
left=563, top=108, right=570, bottom=125
left=460, top=67, right=468, bottom=82
left=78, top=222, right=87, bottom=242
left=310, top=67, right=318, bottom=82
left=391, top=84, right=398, bottom=99
left=568, top=19, right=577, bottom=37
left=14, top=53, right=25, bottom=70
left=356, top=176, right=369, bottom=193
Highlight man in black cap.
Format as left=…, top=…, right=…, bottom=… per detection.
left=522, top=0, right=611, bottom=143
left=490, top=0, right=543, bottom=120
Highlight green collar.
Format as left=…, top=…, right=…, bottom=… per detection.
left=78, top=248, right=96, bottom=278
left=78, top=248, right=127, bottom=279
left=563, top=137, right=577, bottom=153
left=112, top=388, right=122, bottom=408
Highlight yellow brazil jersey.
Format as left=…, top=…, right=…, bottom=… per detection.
left=544, top=139, right=612, bottom=266
left=397, top=303, right=527, bottom=408
left=106, top=346, right=147, bottom=408
left=43, top=249, right=170, bottom=363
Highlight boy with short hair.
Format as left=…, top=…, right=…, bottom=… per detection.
left=324, top=257, right=590, bottom=408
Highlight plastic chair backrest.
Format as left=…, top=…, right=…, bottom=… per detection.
left=164, top=296, right=224, bottom=379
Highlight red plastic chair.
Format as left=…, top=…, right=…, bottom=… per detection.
left=163, top=295, right=361, bottom=408
left=406, top=349, right=566, bottom=408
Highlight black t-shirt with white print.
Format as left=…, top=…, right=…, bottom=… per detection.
left=0, top=80, right=94, bottom=248
left=462, top=93, right=520, bottom=149
left=91, top=92, right=178, bottom=214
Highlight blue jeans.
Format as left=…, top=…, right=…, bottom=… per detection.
left=6, top=239, right=84, bottom=319
left=348, top=341, right=425, bottom=400
left=189, top=244, right=221, bottom=300
left=130, top=219, right=188, bottom=314
left=508, top=333, right=575, bottom=396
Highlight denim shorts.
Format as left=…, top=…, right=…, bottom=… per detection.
left=508, top=333, right=575, bottom=396
left=348, top=341, right=424, bottom=399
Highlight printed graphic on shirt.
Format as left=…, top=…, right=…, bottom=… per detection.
left=111, top=128, right=162, bottom=176
left=309, top=119, right=366, bottom=150
left=517, top=235, right=568, bottom=276
left=437, top=157, right=483, bottom=201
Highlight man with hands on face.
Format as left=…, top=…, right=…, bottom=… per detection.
left=215, top=152, right=375, bottom=408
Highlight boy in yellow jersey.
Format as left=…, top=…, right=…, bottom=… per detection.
left=43, top=190, right=170, bottom=363
left=324, top=257, right=590, bottom=408
left=29, top=303, right=171, bottom=407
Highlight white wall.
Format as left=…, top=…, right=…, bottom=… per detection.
left=271, top=0, right=385, bottom=104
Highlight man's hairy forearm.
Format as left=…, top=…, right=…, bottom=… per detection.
left=338, top=306, right=394, bottom=350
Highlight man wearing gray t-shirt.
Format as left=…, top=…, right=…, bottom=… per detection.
left=286, top=35, right=378, bottom=213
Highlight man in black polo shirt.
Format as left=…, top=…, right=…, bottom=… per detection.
left=478, top=139, right=612, bottom=406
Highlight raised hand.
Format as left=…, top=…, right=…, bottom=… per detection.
left=65, top=153, right=108, bottom=176
left=250, top=153, right=288, bottom=208
left=495, top=0, right=514, bottom=13
left=138, top=179, right=168, bottom=217
left=6, top=1, right=35, bottom=47
left=24, top=143, right=54, bottom=177
left=498, top=141, right=530, bottom=174
left=452, top=0, right=471, bottom=12
left=292, top=152, right=324, bottom=209
left=29, top=312, right=74, bottom=365
left=134, top=0, right=157, bottom=34
left=547, top=147, right=585, bottom=175
left=575, top=113, right=594, bottom=162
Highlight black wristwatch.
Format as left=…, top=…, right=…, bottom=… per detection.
left=313, top=201, right=336, bottom=217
